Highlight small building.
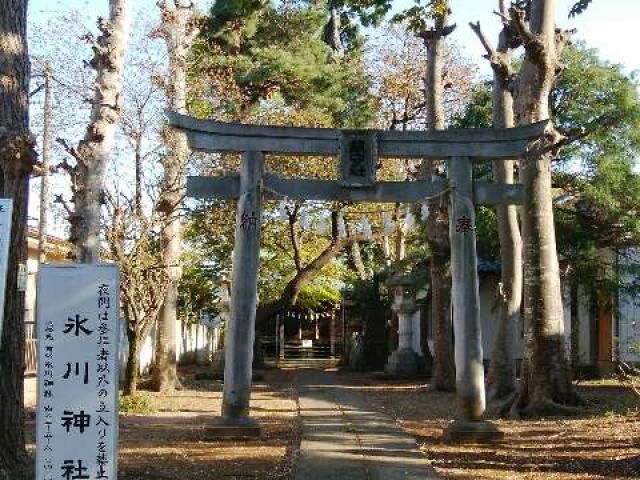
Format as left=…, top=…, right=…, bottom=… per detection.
left=24, top=227, right=72, bottom=375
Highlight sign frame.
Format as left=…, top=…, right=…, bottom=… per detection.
left=0, top=198, right=13, bottom=347
left=36, top=263, right=120, bottom=480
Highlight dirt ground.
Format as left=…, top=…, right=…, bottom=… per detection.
left=118, top=368, right=300, bottom=480
left=357, top=376, right=640, bottom=479
left=25, top=367, right=640, bottom=479
left=26, top=367, right=300, bottom=480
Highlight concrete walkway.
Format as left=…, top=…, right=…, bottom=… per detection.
left=294, top=369, right=440, bottom=480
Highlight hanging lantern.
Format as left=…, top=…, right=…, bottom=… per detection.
left=337, top=213, right=347, bottom=238
left=361, top=215, right=372, bottom=241
left=382, top=211, right=395, bottom=236
left=278, top=198, right=289, bottom=221
left=404, top=206, right=415, bottom=232
left=421, top=202, right=430, bottom=221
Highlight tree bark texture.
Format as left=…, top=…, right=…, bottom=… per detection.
left=471, top=7, right=522, bottom=401
left=0, top=1, right=33, bottom=477
left=508, top=0, right=579, bottom=416
left=124, top=327, right=141, bottom=396
left=420, top=5, right=456, bottom=392
left=351, top=241, right=366, bottom=279
left=323, top=2, right=344, bottom=55
left=70, top=0, right=131, bottom=263
left=151, top=0, right=198, bottom=392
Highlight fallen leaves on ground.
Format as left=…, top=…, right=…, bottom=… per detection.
left=357, top=376, right=640, bottom=480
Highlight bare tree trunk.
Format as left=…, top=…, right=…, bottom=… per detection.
left=66, top=0, right=131, bottom=263
left=470, top=5, right=522, bottom=401
left=0, top=1, right=33, bottom=477
left=134, top=130, right=142, bottom=217
left=151, top=0, right=198, bottom=392
left=351, top=241, right=366, bottom=279
left=507, top=0, right=579, bottom=416
left=124, top=327, right=141, bottom=396
left=420, top=5, right=456, bottom=392
left=38, top=61, right=52, bottom=264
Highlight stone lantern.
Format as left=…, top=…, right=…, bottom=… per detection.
left=385, top=274, right=422, bottom=377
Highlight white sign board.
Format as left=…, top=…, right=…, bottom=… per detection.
left=0, top=199, right=13, bottom=344
left=36, top=264, right=120, bottom=480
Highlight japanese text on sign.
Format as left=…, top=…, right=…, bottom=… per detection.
left=36, top=265, right=120, bottom=480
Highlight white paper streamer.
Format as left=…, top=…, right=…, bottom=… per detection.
left=361, top=215, right=372, bottom=241
left=278, top=198, right=289, bottom=221
left=382, top=212, right=395, bottom=236
left=337, top=213, right=347, bottom=238
left=300, top=210, right=310, bottom=231
left=404, top=206, right=415, bottom=232
left=421, top=202, right=430, bottom=221
left=318, top=213, right=328, bottom=235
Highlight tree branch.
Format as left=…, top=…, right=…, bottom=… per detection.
left=56, top=138, right=86, bottom=167
left=469, top=21, right=496, bottom=60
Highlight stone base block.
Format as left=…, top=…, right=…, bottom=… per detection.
left=205, top=417, right=262, bottom=439
left=442, top=420, right=504, bottom=444
left=385, top=348, right=421, bottom=377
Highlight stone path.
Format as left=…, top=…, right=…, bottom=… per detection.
left=293, top=369, right=440, bottom=480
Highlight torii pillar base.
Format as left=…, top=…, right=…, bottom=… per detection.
left=206, top=416, right=262, bottom=440
left=442, top=419, right=503, bottom=444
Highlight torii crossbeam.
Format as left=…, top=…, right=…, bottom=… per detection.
left=168, top=111, right=549, bottom=441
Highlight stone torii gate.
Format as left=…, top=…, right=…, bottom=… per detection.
left=168, top=111, right=548, bottom=440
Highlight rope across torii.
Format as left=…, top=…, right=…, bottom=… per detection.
left=168, top=111, right=549, bottom=440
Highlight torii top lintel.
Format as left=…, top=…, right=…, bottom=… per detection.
left=167, top=111, right=550, bottom=160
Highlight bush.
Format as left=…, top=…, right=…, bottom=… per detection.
left=119, top=393, right=155, bottom=414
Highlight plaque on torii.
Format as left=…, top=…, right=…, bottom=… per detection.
left=167, top=111, right=549, bottom=440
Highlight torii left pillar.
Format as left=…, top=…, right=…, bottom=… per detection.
left=216, top=151, right=263, bottom=436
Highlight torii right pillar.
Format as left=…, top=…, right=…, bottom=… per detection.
left=444, top=156, right=504, bottom=443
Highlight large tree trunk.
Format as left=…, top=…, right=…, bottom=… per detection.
left=508, top=0, right=579, bottom=416
left=323, top=1, right=344, bottom=55
left=0, top=1, right=33, bottom=478
left=471, top=6, right=522, bottom=401
left=70, top=0, right=131, bottom=263
left=420, top=5, right=456, bottom=392
left=151, top=0, right=198, bottom=392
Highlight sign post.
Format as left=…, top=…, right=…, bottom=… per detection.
left=0, top=198, right=13, bottom=348
left=36, top=264, right=120, bottom=480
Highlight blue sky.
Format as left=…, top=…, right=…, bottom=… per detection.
left=29, top=0, right=640, bottom=75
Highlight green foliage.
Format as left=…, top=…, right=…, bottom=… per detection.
left=205, top=0, right=269, bottom=53
left=455, top=43, right=640, bottom=292
left=450, top=84, right=492, bottom=129
left=178, top=255, right=220, bottom=324
left=390, top=0, right=448, bottom=33
left=569, top=0, right=594, bottom=17
left=198, top=1, right=375, bottom=127
left=552, top=43, right=640, bottom=169
left=119, top=393, right=155, bottom=414
left=556, top=155, right=640, bottom=294
left=337, top=0, right=393, bottom=27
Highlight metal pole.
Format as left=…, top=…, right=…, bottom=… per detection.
left=38, top=61, right=52, bottom=264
